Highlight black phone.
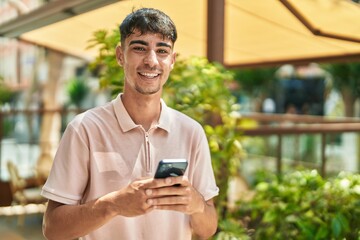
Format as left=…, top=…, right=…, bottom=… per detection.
left=154, top=159, right=188, bottom=179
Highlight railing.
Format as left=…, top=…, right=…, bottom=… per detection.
left=1, top=109, right=359, bottom=179
left=237, top=113, right=360, bottom=177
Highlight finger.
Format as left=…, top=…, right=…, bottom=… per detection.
left=153, top=204, right=189, bottom=213
left=144, top=177, right=177, bottom=189
left=143, top=176, right=190, bottom=189
left=180, top=176, right=190, bottom=186
left=181, top=175, right=189, bottom=182
left=147, top=186, right=189, bottom=197
left=145, top=204, right=156, bottom=211
left=130, top=178, right=155, bottom=190
left=162, top=176, right=190, bottom=187
left=150, top=195, right=190, bottom=206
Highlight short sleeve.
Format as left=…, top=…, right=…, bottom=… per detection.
left=41, top=117, right=90, bottom=205
left=191, top=129, right=219, bottom=201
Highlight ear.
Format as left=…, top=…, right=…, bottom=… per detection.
left=170, top=52, right=176, bottom=70
left=115, top=45, right=124, bottom=66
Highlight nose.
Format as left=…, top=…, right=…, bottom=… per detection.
left=143, top=50, right=158, bottom=67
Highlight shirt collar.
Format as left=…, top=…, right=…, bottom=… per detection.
left=113, top=93, right=171, bottom=133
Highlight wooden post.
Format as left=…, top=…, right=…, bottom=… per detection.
left=0, top=112, right=3, bottom=178
left=207, top=0, right=224, bottom=64
left=36, top=50, right=64, bottom=182
left=321, top=133, right=326, bottom=177
left=277, top=134, right=282, bottom=175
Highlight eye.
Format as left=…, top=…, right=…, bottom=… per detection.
left=133, top=46, right=146, bottom=52
left=157, top=49, right=169, bottom=55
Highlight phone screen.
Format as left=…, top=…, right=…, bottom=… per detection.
left=154, top=159, right=188, bottom=179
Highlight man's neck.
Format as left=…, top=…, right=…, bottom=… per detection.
left=121, top=92, right=161, bottom=131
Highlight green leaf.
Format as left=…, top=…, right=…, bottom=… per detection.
left=331, top=215, right=342, bottom=238
left=296, top=220, right=316, bottom=239
left=263, top=210, right=276, bottom=223
left=314, top=226, right=328, bottom=240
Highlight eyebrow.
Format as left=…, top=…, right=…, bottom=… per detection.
left=129, top=40, right=172, bottom=49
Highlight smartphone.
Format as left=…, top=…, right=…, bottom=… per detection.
left=154, top=159, right=188, bottom=179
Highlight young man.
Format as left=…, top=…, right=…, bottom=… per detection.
left=42, top=8, right=219, bottom=240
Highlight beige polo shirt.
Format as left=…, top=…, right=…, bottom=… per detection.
left=42, top=93, right=219, bottom=240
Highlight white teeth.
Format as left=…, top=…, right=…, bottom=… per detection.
left=140, top=72, right=159, bottom=78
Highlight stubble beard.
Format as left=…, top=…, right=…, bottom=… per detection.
left=135, top=82, right=161, bottom=95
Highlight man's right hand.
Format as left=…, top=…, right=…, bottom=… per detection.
left=104, top=178, right=156, bottom=217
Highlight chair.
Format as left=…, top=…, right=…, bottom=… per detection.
left=6, top=161, right=45, bottom=205
left=6, top=160, right=47, bottom=225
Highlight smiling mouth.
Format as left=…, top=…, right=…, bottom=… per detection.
left=139, top=72, right=160, bottom=78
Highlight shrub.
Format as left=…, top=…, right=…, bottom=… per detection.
left=234, top=170, right=360, bottom=240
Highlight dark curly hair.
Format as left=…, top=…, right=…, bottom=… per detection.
left=119, top=8, right=177, bottom=46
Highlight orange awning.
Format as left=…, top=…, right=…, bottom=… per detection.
left=1, top=0, right=360, bottom=68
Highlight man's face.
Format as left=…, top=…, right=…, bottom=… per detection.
left=116, top=30, right=176, bottom=95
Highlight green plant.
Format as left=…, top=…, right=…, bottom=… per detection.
left=2, top=118, right=15, bottom=138
left=233, top=68, right=276, bottom=96
left=87, top=28, right=244, bottom=220
left=0, top=77, right=15, bottom=105
left=67, top=77, right=90, bottom=108
left=214, top=219, right=251, bottom=240
left=165, top=57, right=244, bottom=218
left=235, top=170, right=360, bottom=240
left=87, top=28, right=123, bottom=95
left=323, top=62, right=360, bottom=117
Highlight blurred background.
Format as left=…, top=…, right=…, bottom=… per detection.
left=0, top=0, right=359, bottom=239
